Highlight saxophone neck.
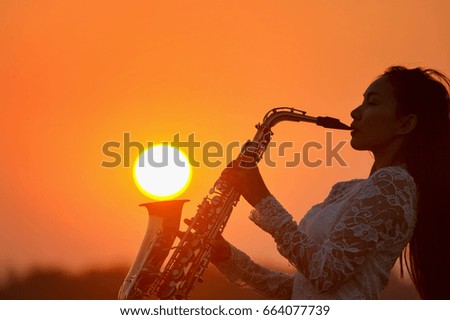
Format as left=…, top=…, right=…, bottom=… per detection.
left=259, top=107, right=351, bottom=130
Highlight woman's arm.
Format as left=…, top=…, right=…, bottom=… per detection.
left=250, top=167, right=417, bottom=293
left=212, top=242, right=294, bottom=299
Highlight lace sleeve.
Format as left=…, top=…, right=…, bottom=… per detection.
left=249, top=167, right=417, bottom=293
left=213, top=243, right=294, bottom=299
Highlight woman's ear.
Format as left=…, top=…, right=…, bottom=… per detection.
left=397, top=114, right=418, bottom=135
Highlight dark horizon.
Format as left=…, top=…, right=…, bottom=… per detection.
left=0, top=264, right=418, bottom=300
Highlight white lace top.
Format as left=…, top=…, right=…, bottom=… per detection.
left=214, top=166, right=418, bottom=299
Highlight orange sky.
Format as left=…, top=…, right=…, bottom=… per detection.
left=1, top=1, right=450, bottom=279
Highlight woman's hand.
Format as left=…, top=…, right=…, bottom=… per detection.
left=220, top=159, right=271, bottom=207
left=209, top=233, right=232, bottom=263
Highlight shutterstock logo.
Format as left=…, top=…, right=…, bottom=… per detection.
left=101, top=132, right=349, bottom=168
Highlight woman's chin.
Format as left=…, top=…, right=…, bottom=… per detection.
left=350, top=138, right=366, bottom=150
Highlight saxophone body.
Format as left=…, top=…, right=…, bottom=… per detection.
left=118, top=108, right=350, bottom=300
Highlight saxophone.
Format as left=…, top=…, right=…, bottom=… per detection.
left=118, top=107, right=350, bottom=300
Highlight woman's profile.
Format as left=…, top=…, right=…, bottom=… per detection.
left=211, top=66, right=450, bottom=299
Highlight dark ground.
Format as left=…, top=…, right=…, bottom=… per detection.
left=0, top=265, right=418, bottom=300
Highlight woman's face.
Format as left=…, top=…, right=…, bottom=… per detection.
left=350, top=76, right=404, bottom=153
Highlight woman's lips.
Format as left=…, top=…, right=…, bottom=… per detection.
left=350, top=128, right=359, bottom=135
left=350, top=123, right=359, bottom=133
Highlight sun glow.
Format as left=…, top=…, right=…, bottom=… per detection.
left=133, top=145, right=192, bottom=200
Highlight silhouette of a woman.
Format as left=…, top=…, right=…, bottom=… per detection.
left=212, top=66, right=450, bottom=299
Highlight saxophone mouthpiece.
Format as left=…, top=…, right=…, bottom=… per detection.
left=316, top=116, right=351, bottom=130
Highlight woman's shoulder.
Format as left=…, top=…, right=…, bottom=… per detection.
left=368, top=165, right=416, bottom=189
left=320, top=166, right=417, bottom=207
left=324, top=178, right=364, bottom=203
left=360, top=166, right=418, bottom=228
left=359, top=166, right=418, bottom=213
left=326, top=166, right=416, bottom=203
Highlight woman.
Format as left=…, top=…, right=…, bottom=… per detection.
left=211, top=66, right=450, bottom=299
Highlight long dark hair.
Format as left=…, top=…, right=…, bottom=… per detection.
left=380, top=66, right=450, bottom=299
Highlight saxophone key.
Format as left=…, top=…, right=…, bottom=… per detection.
left=211, top=195, right=222, bottom=206
left=179, top=248, right=194, bottom=264
left=170, top=268, right=184, bottom=281
left=158, top=281, right=177, bottom=300
left=214, top=180, right=229, bottom=193
left=196, top=276, right=204, bottom=283
left=174, top=282, right=188, bottom=300
left=189, top=237, right=201, bottom=248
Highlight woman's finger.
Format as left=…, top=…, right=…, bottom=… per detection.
left=220, top=173, right=238, bottom=187
left=210, top=235, right=231, bottom=263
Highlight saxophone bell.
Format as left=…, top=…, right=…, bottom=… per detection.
left=118, top=199, right=189, bottom=300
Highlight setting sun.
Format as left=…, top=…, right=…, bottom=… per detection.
left=133, top=145, right=192, bottom=200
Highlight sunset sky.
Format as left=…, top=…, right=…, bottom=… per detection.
left=1, top=0, right=449, bottom=283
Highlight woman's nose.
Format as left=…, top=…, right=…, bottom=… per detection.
left=350, top=105, right=362, bottom=120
